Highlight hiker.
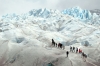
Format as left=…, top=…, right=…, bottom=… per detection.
left=58, top=43, right=60, bottom=48
left=70, top=46, right=72, bottom=52
left=58, top=43, right=62, bottom=49
left=52, top=39, right=54, bottom=43
left=66, top=51, right=69, bottom=57
left=81, top=52, right=84, bottom=58
left=79, top=49, right=82, bottom=53
left=60, top=43, right=63, bottom=49
left=72, top=47, right=75, bottom=52
left=52, top=39, right=55, bottom=46
left=81, top=52, right=87, bottom=62
left=76, top=47, right=78, bottom=53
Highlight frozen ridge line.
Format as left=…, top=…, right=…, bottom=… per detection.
left=1, top=6, right=100, bottom=26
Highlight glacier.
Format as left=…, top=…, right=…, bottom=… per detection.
left=62, top=6, right=93, bottom=21
left=1, top=6, right=100, bottom=25
left=0, top=7, right=100, bottom=66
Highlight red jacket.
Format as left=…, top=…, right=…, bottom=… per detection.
left=79, top=49, right=82, bottom=53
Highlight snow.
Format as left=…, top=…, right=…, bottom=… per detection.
left=0, top=7, right=100, bottom=66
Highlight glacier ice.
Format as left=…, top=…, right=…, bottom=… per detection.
left=62, top=6, right=93, bottom=21
left=29, top=8, right=50, bottom=18
left=1, top=6, right=99, bottom=25
left=0, top=7, right=100, bottom=66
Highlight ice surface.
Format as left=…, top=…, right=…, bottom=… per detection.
left=0, top=7, right=100, bottom=66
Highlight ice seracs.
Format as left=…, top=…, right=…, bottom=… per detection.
left=62, top=6, right=93, bottom=21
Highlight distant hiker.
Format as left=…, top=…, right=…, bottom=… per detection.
left=60, top=43, right=63, bottom=49
left=76, top=47, right=78, bottom=53
left=81, top=52, right=84, bottom=58
left=66, top=51, right=69, bottom=57
left=70, top=46, right=72, bottom=52
left=58, top=43, right=62, bottom=49
left=72, top=47, right=75, bottom=52
left=58, top=43, right=60, bottom=48
left=52, top=39, right=55, bottom=46
left=81, top=52, right=87, bottom=62
left=79, top=49, right=82, bottom=53
left=52, top=39, right=54, bottom=42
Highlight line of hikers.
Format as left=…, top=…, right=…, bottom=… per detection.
left=70, top=46, right=82, bottom=53
left=52, top=39, right=65, bottom=50
left=66, top=46, right=87, bottom=62
left=52, top=39, right=87, bottom=64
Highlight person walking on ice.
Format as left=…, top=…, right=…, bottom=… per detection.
left=76, top=47, right=78, bottom=53
left=70, top=46, right=72, bottom=52
left=81, top=52, right=87, bottom=62
left=66, top=51, right=69, bottom=57
left=72, top=47, right=75, bottom=52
